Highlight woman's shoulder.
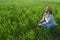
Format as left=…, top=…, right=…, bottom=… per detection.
left=49, top=14, right=53, bottom=16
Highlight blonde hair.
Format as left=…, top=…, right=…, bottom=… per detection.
left=45, top=6, right=52, bottom=14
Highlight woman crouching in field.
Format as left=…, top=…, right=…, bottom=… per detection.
left=38, top=6, right=57, bottom=29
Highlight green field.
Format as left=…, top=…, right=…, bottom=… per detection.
left=0, top=0, right=60, bottom=40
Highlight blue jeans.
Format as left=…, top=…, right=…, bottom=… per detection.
left=41, top=23, right=56, bottom=29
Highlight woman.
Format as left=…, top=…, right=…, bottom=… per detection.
left=38, top=6, right=57, bottom=29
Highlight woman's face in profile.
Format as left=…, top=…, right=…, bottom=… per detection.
left=45, top=10, right=49, bottom=14
left=45, top=6, right=51, bottom=14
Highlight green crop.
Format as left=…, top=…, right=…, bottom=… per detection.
left=0, top=0, right=60, bottom=40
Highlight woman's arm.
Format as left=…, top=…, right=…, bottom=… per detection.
left=38, top=20, right=52, bottom=26
left=38, top=17, right=44, bottom=24
left=45, top=20, right=52, bottom=24
left=38, top=17, right=45, bottom=26
left=38, top=13, right=46, bottom=26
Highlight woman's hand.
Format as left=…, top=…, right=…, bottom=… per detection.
left=46, top=20, right=52, bottom=24
left=38, top=24, right=42, bottom=26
